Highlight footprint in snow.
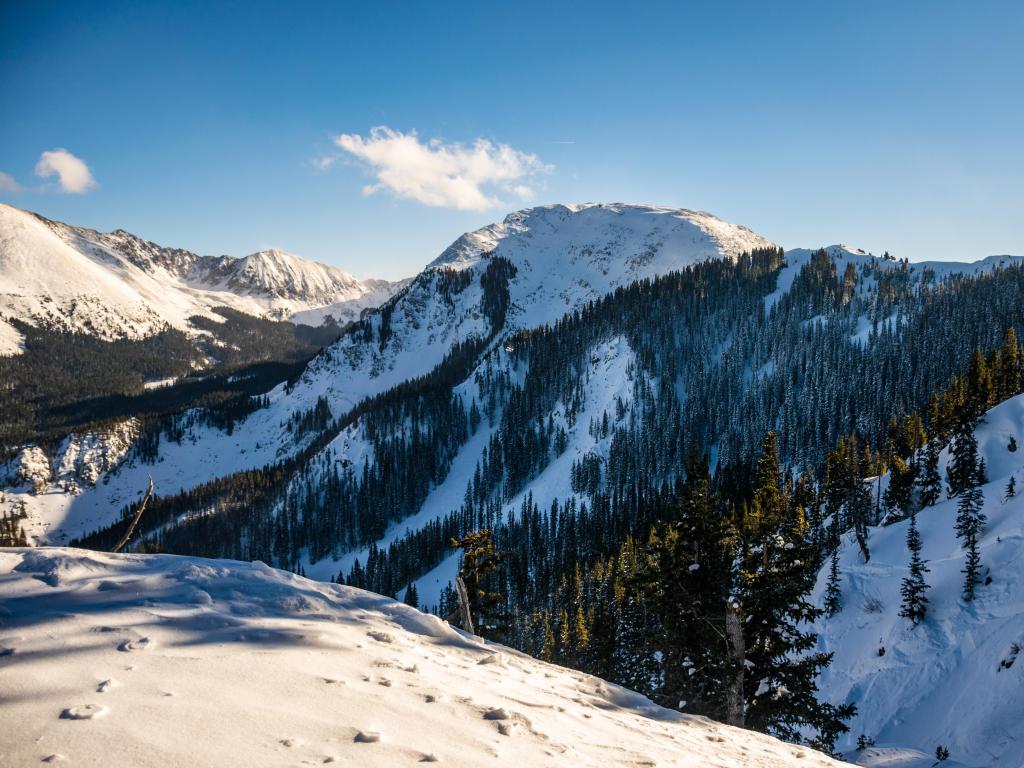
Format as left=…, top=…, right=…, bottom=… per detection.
left=366, top=630, right=393, bottom=644
left=483, top=708, right=509, bottom=721
left=41, top=754, right=66, bottom=763
left=60, top=704, right=108, bottom=720
left=419, top=754, right=439, bottom=762
left=354, top=731, right=381, bottom=743
left=118, top=637, right=152, bottom=652
left=96, top=678, right=120, bottom=693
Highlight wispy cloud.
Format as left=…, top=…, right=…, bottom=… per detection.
left=35, top=149, right=96, bottom=193
left=311, top=155, right=338, bottom=172
left=0, top=172, right=21, bottom=194
left=330, top=126, right=551, bottom=211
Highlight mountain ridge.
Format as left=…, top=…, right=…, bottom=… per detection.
left=0, top=204, right=405, bottom=354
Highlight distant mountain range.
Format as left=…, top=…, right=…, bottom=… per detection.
left=0, top=203, right=406, bottom=354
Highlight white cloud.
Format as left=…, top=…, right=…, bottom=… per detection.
left=0, top=172, right=21, bottom=194
left=312, top=155, right=338, bottom=172
left=34, top=149, right=97, bottom=193
left=332, top=126, right=551, bottom=210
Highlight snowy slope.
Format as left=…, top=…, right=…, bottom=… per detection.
left=0, top=547, right=844, bottom=768
left=291, top=202, right=775, bottom=424
left=0, top=204, right=402, bottom=353
left=813, top=394, right=1024, bottom=767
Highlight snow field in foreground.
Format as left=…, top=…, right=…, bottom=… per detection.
left=0, top=548, right=842, bottom=767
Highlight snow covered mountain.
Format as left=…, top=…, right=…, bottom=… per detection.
left=293, top=202, right=777, bottom=416
left=0, top=204, right=403, bottom=354
left=0, top=547, right=843, bottom=768
left=813, top=393, right=1024, bottom=767
left=1, top=202, right=777, bottom=544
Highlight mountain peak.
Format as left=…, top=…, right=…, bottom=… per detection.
left=431, top=202, right=776, bottom=272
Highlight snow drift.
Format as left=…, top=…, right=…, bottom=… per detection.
left=0, top=548, right=843, bottom=767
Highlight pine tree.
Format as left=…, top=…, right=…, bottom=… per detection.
left=898, top=513, right=929, bottom=625
left=403, top=581, right=420, bottom=609
left=823, top=549, right=842, bottom=617
left=634, top=449, right=736, bottom=719
left=947, top=420, right=987, bottom=601
left=947, top=425, right=980, bottom=498
left=965, top=347, right=994, bottom=422
left=740, top=432, right=855, bottom=752
left=883, top=452, right=917, bottom=519
left=956, top=482, right=986, bottom=602
left=918, top=439, right=943, bottom=508
left=451, top=529, right=508, bottom=639
left=1006, top=475, right=1016, bottom=500
left=998, top=327, right=1021, bottom=399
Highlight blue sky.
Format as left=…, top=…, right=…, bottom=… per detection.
left=1, top=1, right=1022, bottom=279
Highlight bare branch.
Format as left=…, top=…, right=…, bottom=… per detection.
left=111, top=476, right=154, bottom=554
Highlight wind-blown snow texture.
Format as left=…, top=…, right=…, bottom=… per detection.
left=0, top=548, right=843, bottom=768
left=815, top=394, right=1024, bottom=767
left=0, top=204, right=402, bottom=353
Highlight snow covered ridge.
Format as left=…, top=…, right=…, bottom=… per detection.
left=0, top=548, right=843, bottom=768
left=292, top=203, right=778, bottom=416
left=814, top=393, right=1024, bottom=767
left=0, top=204, right=404, bottom=354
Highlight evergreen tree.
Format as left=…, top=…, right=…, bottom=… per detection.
left=947, top=419, right=987, bottom=601
left=918, top=439, right=943, bottom=508
left=635, top=449, right=735, bottom=719
left=403, top=581, right=420, bottom=609
left=956, top=482, right=986, bottom=602
left=898, top=513, right=929, bottom=625
left=740, top=433, right=855, bottom=752
left=997, top=327, right=1021, bottom=399
left=883, top=452, right=917, bottom=519
left=947, top=425, right=980, bottom=498
left=1006, top=475, right=1016, bottom=500
left=451, top=529, right=508, bottom=639
left=965, top=347, right=994, bottom=422
left=823, top=549, right=842, bottom=617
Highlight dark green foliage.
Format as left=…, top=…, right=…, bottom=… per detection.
left=957, top=484, right=986, bottom=601
left=918, top=440, right=943, bottom=508
left=479, top=256, right=517, bottom=333
left=823, top=549, right=842, bottom=617
left=948, top=426, right=982, bottom=498
left=403, top=581, right=419, bottom=609
left=452, top=529, right=507, bottom=639
left=0, top=501, right=28, bottom=546
left=0, top=307, right=340, bottom=458
left=633, top=449, right=736, bottom=718
left=739, top=433, right=855, bottom=750
left=898, top=513, right=930, bottom=624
